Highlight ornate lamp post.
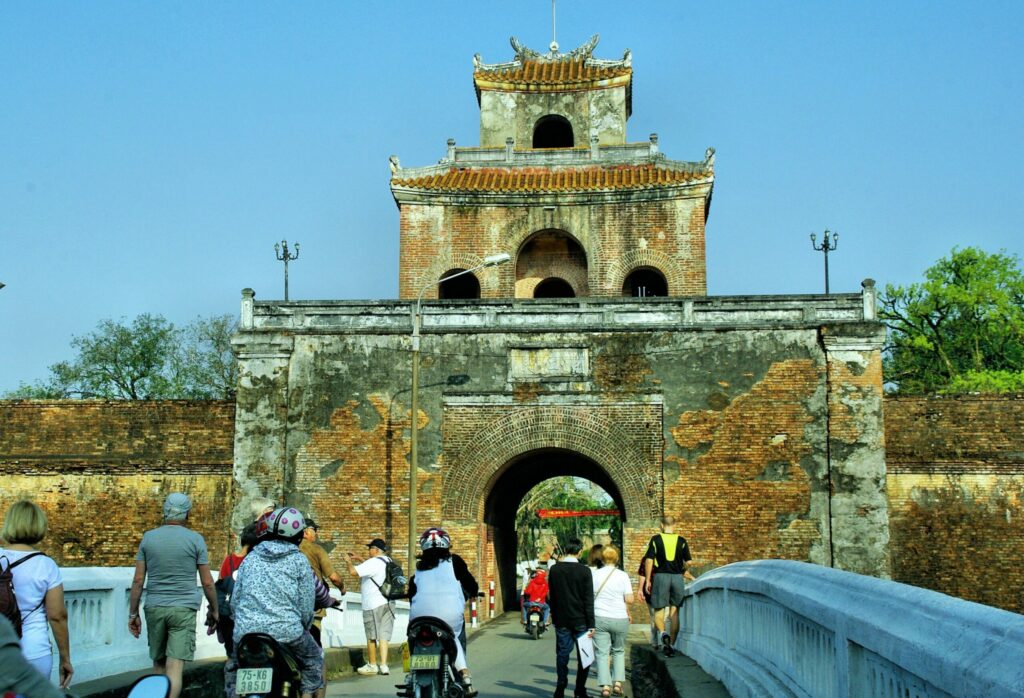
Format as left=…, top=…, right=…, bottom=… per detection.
left=810, top=230, right=838, bottom=294
left=274, top=240, right=300, bottom=301
left=408, top=252, right=511, bottom=566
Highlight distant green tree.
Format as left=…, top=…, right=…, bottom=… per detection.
left=880, top=247, right=1024, bottom=394
left=516, top=478, right=620, bottom=562
left=5, top=313, right=238, bottom=400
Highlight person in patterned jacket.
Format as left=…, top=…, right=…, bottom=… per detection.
left=224, top=507, right=324, bottom=698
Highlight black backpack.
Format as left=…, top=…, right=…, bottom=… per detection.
left=374, top=555, right=408, bottom=600
left=0, top=552, right=45, bottom=638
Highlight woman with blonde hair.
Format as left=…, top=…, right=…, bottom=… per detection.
left=0, top=500, right=73, bottom=688
left=591, top=545, right=633, bottom=697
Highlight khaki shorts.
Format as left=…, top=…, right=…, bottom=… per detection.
left=362, top=602, right=395, bottom=642
left=145, top=606, right=198, bottom=662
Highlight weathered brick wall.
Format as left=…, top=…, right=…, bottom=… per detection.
left=398, top=197, right=707, bottom=300
left=884, top=395, right=1024, bottom=613
left=239, top=323, right=883, bottom=609
left=0, top=401, right=236, bottom=566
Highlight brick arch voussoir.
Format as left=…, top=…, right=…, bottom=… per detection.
left=443, top=407, right=658, bottom=522
left=416, top=252, right=503, bottom=298
left=509, top=227, right=591, bottom=266
left=605, top=249, right=684, bottom=296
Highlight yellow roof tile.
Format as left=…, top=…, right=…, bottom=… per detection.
left=392, top=165, right=705, bottom=193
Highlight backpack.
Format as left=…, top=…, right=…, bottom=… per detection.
left=0, top=552, right=45, bottom=638
left=373, top=555, right=408, bottom=600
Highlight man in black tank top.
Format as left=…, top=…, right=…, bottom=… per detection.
left=643, top=515, right=695, bottom=657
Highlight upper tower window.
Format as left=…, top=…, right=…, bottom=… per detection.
left=533, top=115, right=574, bottom=148
left=623, top=267, right=668, bottom=297
left=438, top=269, right=481, bottom=299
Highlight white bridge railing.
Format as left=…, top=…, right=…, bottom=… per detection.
left=678, top=560, right=1024, bottom=698
left=59, top=568, right=409, bottom=686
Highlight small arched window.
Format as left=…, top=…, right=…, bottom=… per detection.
left=533, top=115, right=574, bottom=149
left=438, top=269, right=481, bottom=299
left=623, top=268, right=668, bottom=297
left=534, top=277, right=575, bottom=298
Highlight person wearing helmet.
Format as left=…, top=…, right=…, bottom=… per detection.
left=225, top=507, right=325, bottom=698
left=407, top=527, right=478, bottom=697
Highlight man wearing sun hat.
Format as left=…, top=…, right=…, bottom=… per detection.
left=129, top=492, right=219, bottom=698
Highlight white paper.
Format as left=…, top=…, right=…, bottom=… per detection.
left=576, top=632, right=595, bottom=669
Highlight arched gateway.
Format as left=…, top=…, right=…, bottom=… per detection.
left=439, top=400, right=663, bottom=612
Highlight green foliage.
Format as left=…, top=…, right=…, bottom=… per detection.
left=515, top=477, right=620, bottom=561
left=5, top=313, right=238, bottom=400
left=880, top=247, right=1024, bottom=394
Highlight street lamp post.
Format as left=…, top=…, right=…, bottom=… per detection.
left=274, top=240, right=300, bottom=301
left=810, top=230, right=838, bottom=294
left=408, top=252, right=511, bottom=566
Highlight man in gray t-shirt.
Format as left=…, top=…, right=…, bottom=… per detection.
left=129, top=493, right=219, bottom=698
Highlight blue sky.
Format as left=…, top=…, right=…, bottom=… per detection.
left=2, top=1, right=1022, bottom=392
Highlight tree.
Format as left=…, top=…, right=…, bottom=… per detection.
left=515, top=477, right=620, bottom=561
left=5, top=314, right=238, bottom=400
left=880, top=247, right=1024, bottom=394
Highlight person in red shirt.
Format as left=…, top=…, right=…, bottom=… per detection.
left=521, top=568, right=551, bottom=626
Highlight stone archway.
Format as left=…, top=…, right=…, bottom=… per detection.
left=440, top=400, right=663, bottom=614
left=442, top=404, right=662, bottom=523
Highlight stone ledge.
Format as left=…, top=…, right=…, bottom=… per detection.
left=73, top=646, right=397, bottom=698
left=629, top=639, right=730, bottom=698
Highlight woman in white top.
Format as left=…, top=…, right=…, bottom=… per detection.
left=0, top=500, right=73, bottom=688
left=407, top=527, right=477, bottom=698
left=591, top=545, right=633, bottom=697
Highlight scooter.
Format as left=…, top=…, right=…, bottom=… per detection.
left=234, top=632, right=304, bottom=697
left=523, top=602, right=547, bottom=640
left=397, top=615, right=466, bottom=698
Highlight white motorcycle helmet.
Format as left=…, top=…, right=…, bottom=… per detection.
left=419, top=527, right=451, bottom=551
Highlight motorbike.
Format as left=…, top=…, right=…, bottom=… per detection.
left=234, top=632, right=304, bottom=697
left=523, top=602, right=547, bottom=640
left=397, top=615, right=466, bottom=698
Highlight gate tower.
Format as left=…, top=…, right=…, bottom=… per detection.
left=390, top=35, right=714, bottom=301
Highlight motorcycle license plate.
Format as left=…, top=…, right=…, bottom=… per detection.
left=409, top=653, right=441, bottom=670
left=236, top=668, right=273, bottom=695
left=530, top=613, right=541, bottom=623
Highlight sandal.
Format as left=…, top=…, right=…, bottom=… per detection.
left=612, top=682, right=624, bottom=696
left=601, top=688, right=612, bottom=698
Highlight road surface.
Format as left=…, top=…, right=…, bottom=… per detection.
left=328, top=613, right=627, bottom=697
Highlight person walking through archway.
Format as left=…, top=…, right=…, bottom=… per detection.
left=548, top=538, right=595, bottom=698
left=643, top=515, right=694, bottom=657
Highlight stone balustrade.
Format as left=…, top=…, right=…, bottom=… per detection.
left=56, top=567, right=408, bottom=686
left=240, top=288, right=876, bottom=334
left=678, top=560, right=1024, bottom=698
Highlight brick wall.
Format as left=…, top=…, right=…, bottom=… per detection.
left=885, top=395, right=1024, bottom=613
left=398, top=197, right=707, bottom=300
left=7, top=393, right=1022, bottom=614
left=0, top=400, right=236, bottom=566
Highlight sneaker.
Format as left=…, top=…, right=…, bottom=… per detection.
left=378, top=664, right=390, bottom=675
left=357, top=663, right=379, bottom=675
left=661, top=632, right=676, bottom=657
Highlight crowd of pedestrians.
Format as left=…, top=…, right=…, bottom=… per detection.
left=2, top=493, right=696, bottom=698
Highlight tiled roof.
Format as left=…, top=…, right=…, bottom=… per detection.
left=391, top=165, right=708, bottom=193
left=474, top=59, right=631, bottom=88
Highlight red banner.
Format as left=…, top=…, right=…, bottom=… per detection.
left=536, top=508, right=620, bottom=519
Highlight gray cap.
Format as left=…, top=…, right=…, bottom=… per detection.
left=163, top=492, right=193, bottom=520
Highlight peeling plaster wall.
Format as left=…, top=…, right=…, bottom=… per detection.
left=479, top=86, right=628, bottom=148
left=231, top=304, right=890, bottom=596
left=398, top=196, right=708, bottom=300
